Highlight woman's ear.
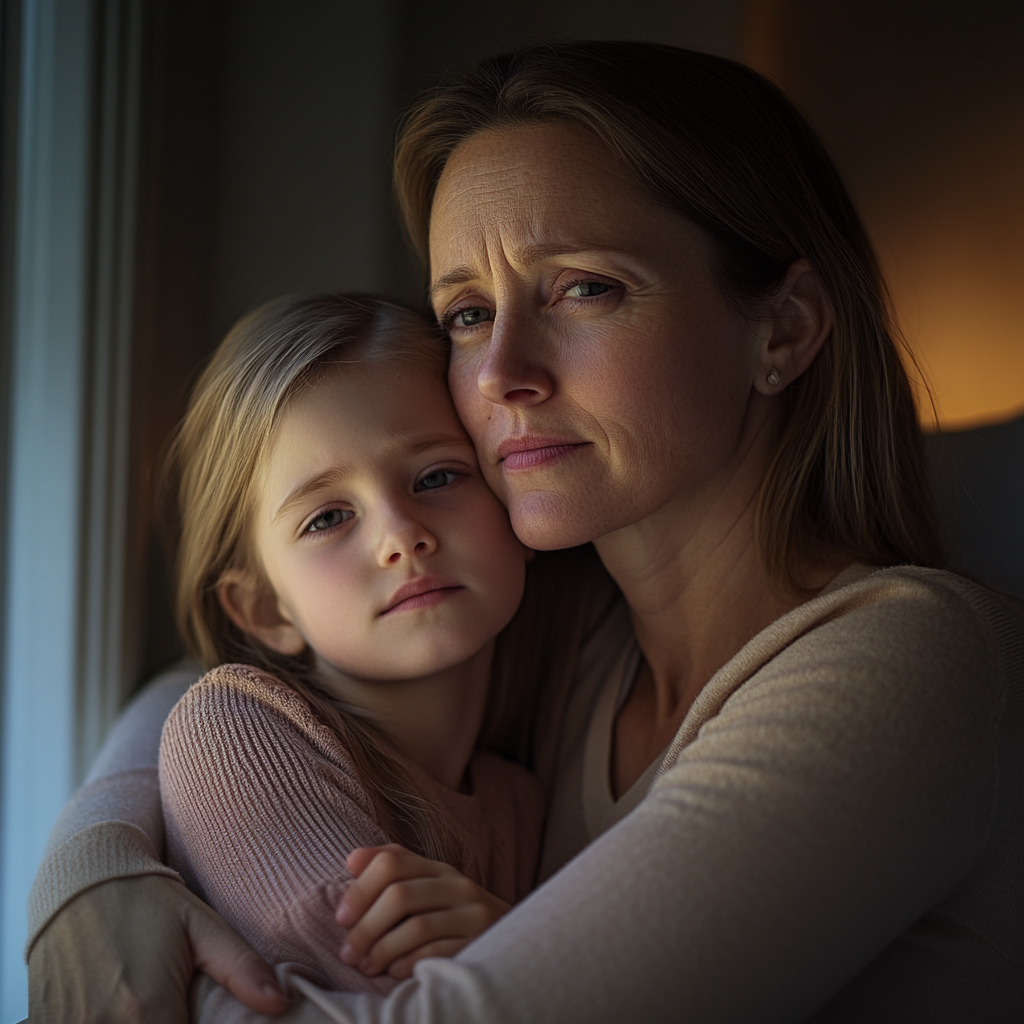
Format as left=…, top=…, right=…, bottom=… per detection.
left=217, top=569, right=306, bottom=656
left=752, top=258, right=832, bottom=396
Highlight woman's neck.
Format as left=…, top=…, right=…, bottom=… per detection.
left=315, top=641, right=494, bottom=791
left=595, top=433, right=841, bottom=793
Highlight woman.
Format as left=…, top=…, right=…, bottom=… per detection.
left=28, top=42, right=1023, bottom=1022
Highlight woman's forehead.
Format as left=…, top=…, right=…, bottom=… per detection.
left=431, top=126, right=642, bottom=230
left=434, top=129, right=671, bottom=268
left=428, top=126, right=701, bottom=291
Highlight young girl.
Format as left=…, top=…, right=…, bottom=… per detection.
left=157, top=293, right=545, bottom=998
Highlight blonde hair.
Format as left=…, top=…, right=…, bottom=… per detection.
left=394, top=41, right=942, bottom=585
left=166, top=292, right=462, bottom=861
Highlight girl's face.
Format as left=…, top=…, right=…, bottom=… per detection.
left=249, top=356, right=527, bottom=681
left=429, top=125, right=778, bottom=552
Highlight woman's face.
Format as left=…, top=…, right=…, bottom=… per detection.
left=429, top=125, right=775, bottom=551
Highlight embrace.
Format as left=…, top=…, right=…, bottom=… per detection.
left=27, top=41, right=1024, bottom=1023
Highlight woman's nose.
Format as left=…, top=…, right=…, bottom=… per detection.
left=474, top=313, right=555, bottom=408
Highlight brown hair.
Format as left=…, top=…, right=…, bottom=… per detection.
left=394, top=41, right=941, bottom=583
left=166, top=292, right=462, bottom=861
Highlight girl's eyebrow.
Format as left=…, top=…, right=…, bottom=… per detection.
left=272, top=433, right=471, bottom=524
left=273, top=469, right=345, bottom=524
left=400, top=432, right=469, bottom=456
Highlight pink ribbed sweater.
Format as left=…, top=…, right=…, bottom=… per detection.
left=158, top=664, right=543, bottom=994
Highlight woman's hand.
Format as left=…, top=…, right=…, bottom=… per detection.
left=28, top=874, right=290, bottom=1023
left=336, top=844, right=510, bottom=980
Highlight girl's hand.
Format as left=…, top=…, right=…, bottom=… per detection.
left=336, top=843, right=510, bottom=980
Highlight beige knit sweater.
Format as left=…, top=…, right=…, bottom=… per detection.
left=28, top=566, right=1024, bottom=1022
left=158, top=664, right=543, bottom=994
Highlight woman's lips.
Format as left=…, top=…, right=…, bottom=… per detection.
left=381, top=577, right=464, bottom=615
left=497, top=437, right=590, bottom=471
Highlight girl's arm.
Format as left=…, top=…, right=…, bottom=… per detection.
left=159, top=665, right=533, bottom=990
left=27, top=668, right=290, bottom=1022
left=157, top=665, right=425, bottom=993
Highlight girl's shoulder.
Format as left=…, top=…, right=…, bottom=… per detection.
left=164, top=662, right=363, bottom=783
left=185, top=662, right=306, bottom=707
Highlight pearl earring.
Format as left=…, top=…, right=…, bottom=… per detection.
left=767, top=368, right=782, bottom=387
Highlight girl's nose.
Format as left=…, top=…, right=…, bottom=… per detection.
left=378, top=510, right=438, bottom=566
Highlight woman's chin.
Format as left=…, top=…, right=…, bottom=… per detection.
left=508, top=491, right=619, bottom=552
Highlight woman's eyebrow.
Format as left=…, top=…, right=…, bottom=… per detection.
left=430, top=266, right=478, bottom=301
left=430, top=244, right=630, bottom=299
left=510, top=242, right=613, bottom=264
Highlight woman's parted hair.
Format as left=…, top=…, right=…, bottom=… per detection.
left=394, top=40, right=942, bottom=581
left=165, top=292, right=461, bottom=860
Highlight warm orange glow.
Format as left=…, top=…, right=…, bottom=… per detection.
left=872, top=122, right=1024, bottom=429
left=743, top=0, right=1024, bottom=430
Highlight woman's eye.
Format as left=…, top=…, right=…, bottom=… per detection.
left=453, top=306, right=494, bottom=328
left=417, top=469, right=458, bottom=491
left=564, top=280, right=612, bottom=298
left=305, top=508, right=351, bottom=533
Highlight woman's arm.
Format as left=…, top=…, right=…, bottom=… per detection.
left=27, top=667, right=290, bottom=1023
left=27, top=669, right=192, bottom=945
left=187, top=571, right=1023, bottom=1023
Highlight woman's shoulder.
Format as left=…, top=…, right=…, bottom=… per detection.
left=812, top=564, right=1024, bottom=674
left=706, top=565, right=1024, bottom=764
left=658, top=565, right=1024, bottom=782
left=736, top=564, right=1022, bottom=674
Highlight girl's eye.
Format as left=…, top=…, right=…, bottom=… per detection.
left=452, top=306, right=493, bottom=328
left=417, top=469, right=458, bottom=491
left=305, top=508, right=352, bottom=533
left=564, top=280, right=612, bottom=298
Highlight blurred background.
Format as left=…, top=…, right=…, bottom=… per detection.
left=0, top=0, right=1021, bottom=1016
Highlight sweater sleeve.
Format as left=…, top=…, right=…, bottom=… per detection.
left=159, top=665, right=397, bottom=994
left=25, top=668, right=197, bottom=956
left=189, top=569, right=1024, bottom=1024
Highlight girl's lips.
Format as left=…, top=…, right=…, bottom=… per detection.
left=385, top=587, right=463, bottom=614
left=497, top=438, right=590, bottom=471
left=381, top=577, right=464, bottom=615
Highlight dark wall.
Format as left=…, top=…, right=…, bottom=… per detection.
left=746, top=0, right=1024, bottom=427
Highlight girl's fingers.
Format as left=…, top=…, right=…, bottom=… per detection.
left=340, top=876, right=479, bottom=963
left=338, top=845, right=448, bottom=928
left=355, top=907, right=490, bottom=976
left=386, top=938, right=469, bottom=980
left=344, top=845, right=386, bottom=877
